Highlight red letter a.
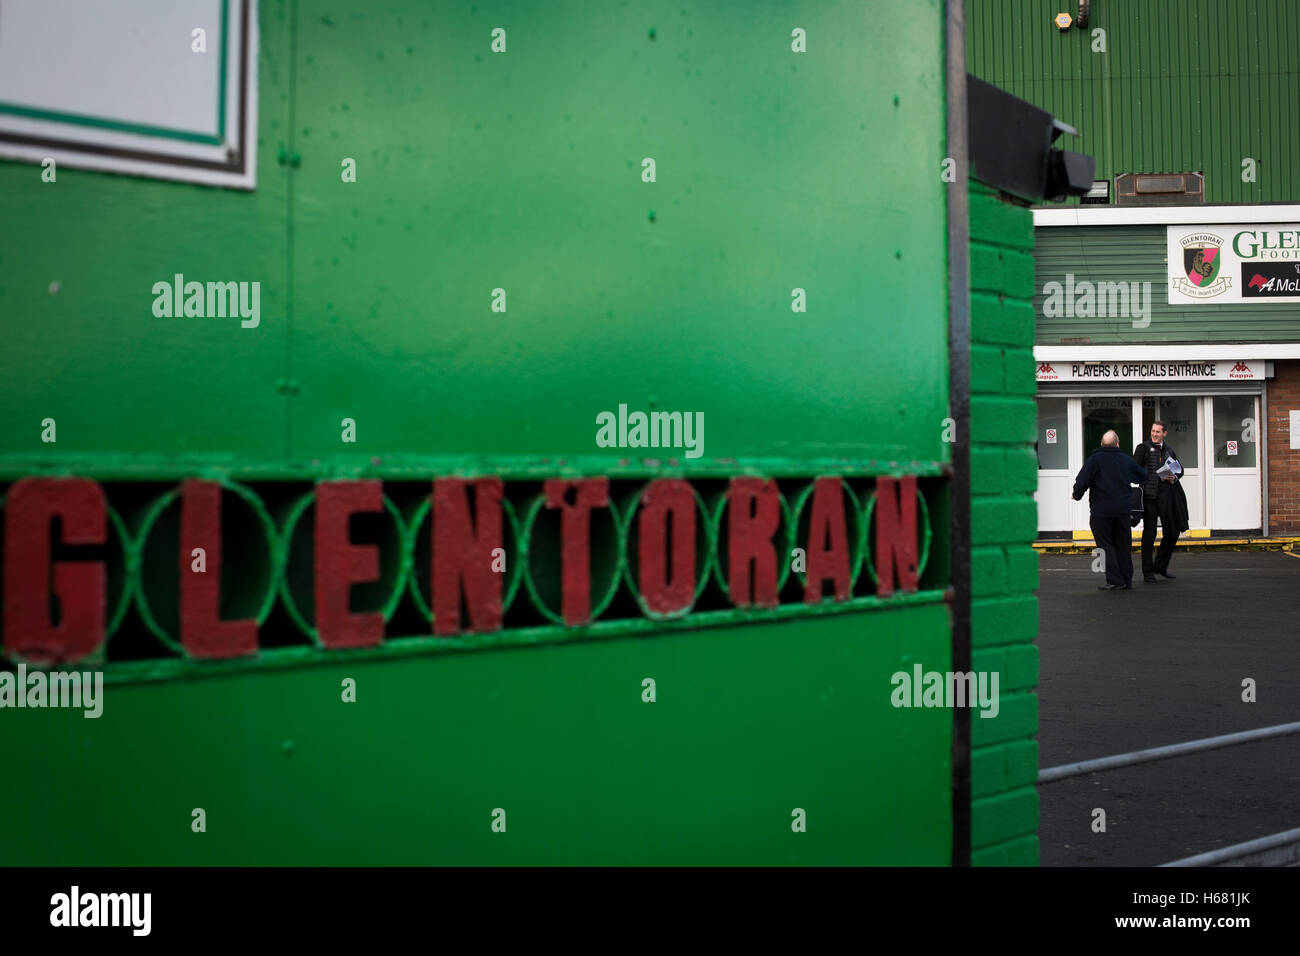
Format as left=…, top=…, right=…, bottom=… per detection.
left=805, top=477, right=851, bottom=602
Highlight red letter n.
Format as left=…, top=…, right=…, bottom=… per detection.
left=874, top=476, right=919, bottom=597
left=433, top=478, right=504, bottom=635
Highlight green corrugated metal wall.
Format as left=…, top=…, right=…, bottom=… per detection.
left=1035, top=225, right=1300, bottom=343
left=967, top=0, right=1300, bottom=204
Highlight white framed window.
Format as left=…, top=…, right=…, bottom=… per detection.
left=0, top=0, right=258, bottom=189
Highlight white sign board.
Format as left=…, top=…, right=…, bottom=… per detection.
left=1167, top=224, right=1300, bottom=304
left=1045, top=429, right=1057, bottom=444
left=1290, top=410, right=1300, bottom=450
left=1226, top=440, right=1238, bottom=456
left=0, top=0, right=257, bottom=189
left=1036, top=360, right=1264, bottom=383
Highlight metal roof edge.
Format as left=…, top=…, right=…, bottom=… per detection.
left=1032, top=205, right=1300, bottom=227
left=1034, top=344, right=1300, bottom=360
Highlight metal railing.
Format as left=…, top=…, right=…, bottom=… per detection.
left=1039, top=720, right=1300, bottom=867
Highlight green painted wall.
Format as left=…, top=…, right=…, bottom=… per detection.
left=1, top=0, right=952, bottom=476
left=3, top=609, right=953, bottom=866
left=1035, top=225, right=1300, bottom=344
left=967, top=179, right=1040, bottom=866
left=967, top=0, right=1300, bottom=205
left=0, top=1, right=969, bottom=864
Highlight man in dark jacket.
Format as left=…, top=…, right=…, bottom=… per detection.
left=1133, top=420, right=1190, bottom=582
left=1073, top=430, right=1148, bottom=590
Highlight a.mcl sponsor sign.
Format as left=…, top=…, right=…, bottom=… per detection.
left=1168, top=224, right=1300, bottom=304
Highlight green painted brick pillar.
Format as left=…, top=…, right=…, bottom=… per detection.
left=967, top=178, right=1040, bottom=866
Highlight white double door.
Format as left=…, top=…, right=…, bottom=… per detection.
left=1035, top=394, right=1261, bottom=534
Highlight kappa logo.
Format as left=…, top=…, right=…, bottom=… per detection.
left=1230, top=362, right=1251, bottom=373
left=1036, top=362, right=1059, bottom=380
left=1172, top=233, right=1232, bottom=299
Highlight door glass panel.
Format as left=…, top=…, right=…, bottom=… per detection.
left=1141, top=396, right=1199, bottom=467
left=1081, top=397, right=1132, bottom=458
left=1037, top=397, right=1069, bottom=469
left=1212, top=395, right=1257, bottom=467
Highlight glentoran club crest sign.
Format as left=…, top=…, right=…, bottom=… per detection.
left=1167, top=223, right=1300, bottom=304
left=1172, top=232, right=1230, bottom=299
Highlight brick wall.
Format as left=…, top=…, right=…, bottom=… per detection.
left=967, top=179, right=1040, bottom=866
left=1267, top=361, right=1300, bottom=534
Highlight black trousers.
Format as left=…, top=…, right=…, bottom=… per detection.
left=1090, top=514, right=1133, bottom=586
left=1142, top=490, right=1180, bottom=575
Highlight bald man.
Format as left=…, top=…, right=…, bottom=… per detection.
left=1073, top=430, right=1148, bottom=590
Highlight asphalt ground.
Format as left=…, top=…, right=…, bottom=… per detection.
left=1036, top=550, right=1300, bottom=866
